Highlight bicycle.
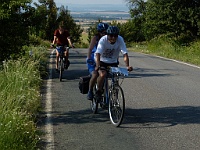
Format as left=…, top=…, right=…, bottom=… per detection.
left=90, top=67, right=129, bottom=127
left=55, top=46, right=70, bottom=81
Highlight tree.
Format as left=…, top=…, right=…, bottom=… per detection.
left=0, top=0, right=32, bottom=61
left=126, top=0, right=146, bottom=18
left=143, top=0, right=200, bottom=41
left=31, top=0, right=57, bottom=39
left=87, top=20, right=101, bottom=43
left=31, top=1, right=82, bottom=43
left=125, top=0, right=147, bottom=42
left=56, top=5, right=83, bottom=43
left=45, top=0, right=57, bottom=40
left=126, top=0, right=200, bottom=42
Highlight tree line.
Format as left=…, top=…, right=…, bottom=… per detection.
left=0, top=0, right=83, bottom=62
left=117, top=0, right=200, bottom=44
left=1, top=0, right=199, bottom=62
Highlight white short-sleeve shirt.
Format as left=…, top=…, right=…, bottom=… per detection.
left=95, top=35, right=128, bottom=64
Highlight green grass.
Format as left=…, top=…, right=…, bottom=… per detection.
left=0, top=45, right=49, bottom=150
left=76, top=32, right=89, bottom=48
left=81, top=32, right=89, bottom=44
left=128, top=38, right=200, bottom=66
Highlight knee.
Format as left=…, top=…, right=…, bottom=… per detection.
left=93, top=73, right=98, bottom=79
left=56, top=53, right=59, bottom=57
left=99, top=71, right=106, bottom=78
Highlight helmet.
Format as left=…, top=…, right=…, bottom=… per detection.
left=97, top=23, right=109, bottom=32
left=106, top=26, right=119, bottom=35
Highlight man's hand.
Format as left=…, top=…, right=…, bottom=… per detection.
left=87, top=58, right=95, bottom=65
left=70, top=44, right=75, bottom=48
left=127, top=66, right=133, bottom=72
left=95, top=66, right=99, bottom=71
left=50, top=44, right=55, bottom=48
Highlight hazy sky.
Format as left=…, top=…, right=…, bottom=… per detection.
left=33, top=0, right=127, bottom=5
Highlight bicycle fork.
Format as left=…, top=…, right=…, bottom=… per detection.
left=104, top=78, right=109, bottom=105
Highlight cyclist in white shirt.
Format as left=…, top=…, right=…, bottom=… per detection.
left=87, top=26, right=133, bottom=99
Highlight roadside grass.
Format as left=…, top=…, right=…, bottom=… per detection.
left=81, top=32, right=89, bottom=44
left=0, top=45, right=49, bottom=150
left=77, top=32, right=89, bottom=48
left=128, top=38, right=200, bottom=66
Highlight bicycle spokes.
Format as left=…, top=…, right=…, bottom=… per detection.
left=90, top=84, right=99, bottom=114
left=109, top=86, right=125, bottom=127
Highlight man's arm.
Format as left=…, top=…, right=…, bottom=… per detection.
left=52, top=35, right=57, bottom=45
left=95, top=53, right=101, bottom=70
left=67, top=37, right=74, bottom=48
left=123, top=53, right=133, bottom=71
left=87, top=36, right=96, bottom=58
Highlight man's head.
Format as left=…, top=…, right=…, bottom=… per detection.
left=59, top=22, right=65, bottom=34
left=106, top=26, right=119, bottom=44
left=97, top=22, right=109, bottom=37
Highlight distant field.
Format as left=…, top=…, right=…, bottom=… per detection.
left=74, top=10, right=130, bottom=44
left=71, top=11, right=130, bottom=15
left=77, top=19, right=128, bottom=32
left=81, top=32, right=88, bottom=44
left=72, top=10, right=130, bottom=32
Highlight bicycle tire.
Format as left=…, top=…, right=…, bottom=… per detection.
left=108, top=85, right=125, bottom=127
left=59, top=59, right=63, bottom=81
left=91, top=83, right=98, bottom=114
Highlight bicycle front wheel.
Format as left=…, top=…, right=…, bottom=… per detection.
left=108, top=85, right=125, bottom=127
left=59, top=59, right=64, bottom=81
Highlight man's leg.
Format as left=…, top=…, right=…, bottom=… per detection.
left=56, top=50, right=59, bottom=71
left=95, top=70, right=106, bottom=99
left=87, top=70, right=98, bottom=100
left=65, top=49, right=69, bottom=61
left=64, top=49, right=70, bottom=69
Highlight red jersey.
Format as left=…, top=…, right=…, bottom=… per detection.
left=54, top=29, right=70, bottom=46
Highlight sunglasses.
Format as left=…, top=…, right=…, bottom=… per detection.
left=108, top=34, right=118, bottom=37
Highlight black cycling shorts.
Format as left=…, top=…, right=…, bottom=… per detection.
left=99, top=61, right=118, bottom=70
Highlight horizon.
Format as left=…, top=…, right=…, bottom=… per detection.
left=67, top=4, right=129, bottom=12
left=32, top=0, right=128, bottom=5
left=32, top=0, right=129, bottom=11
left=31, top=1, right=130, bottom=12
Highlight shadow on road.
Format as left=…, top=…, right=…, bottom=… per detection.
left=52, top=69, right=89, bottom=81
left=123, top=106, right=200, bottom=128
left=128, top=67, right=172, bottom=78
left=48, top=109, right=109, bottom=126
left=38, top=106, right=200, bottom=128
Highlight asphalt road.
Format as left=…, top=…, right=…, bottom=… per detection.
left=42, top=48, right=200, bottom=150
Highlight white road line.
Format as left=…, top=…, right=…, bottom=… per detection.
left=156, top=55, right=200, bottom=69
left=45, top=49, right=55, bottom=150
left=141, top=53, right=200, bottom=69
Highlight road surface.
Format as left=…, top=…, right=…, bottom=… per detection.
left=41, top=48, right=200, bottom=150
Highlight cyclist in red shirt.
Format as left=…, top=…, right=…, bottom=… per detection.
left=52, top=23, right=74, bottom=72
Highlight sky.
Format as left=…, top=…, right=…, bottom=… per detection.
left=32, top=0, right=128, bottom=5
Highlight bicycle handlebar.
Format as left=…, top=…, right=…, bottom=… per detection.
left=110, top=67, right=129, bottom=76
left=99, top=66, right=129, bottom=76
left=51, top=44, right=74, bottom=49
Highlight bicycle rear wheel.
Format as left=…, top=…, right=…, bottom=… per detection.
left=108, top=85, right=125, bottom=127
left=59, top=59, right=64, bottom=81
left=91, top=83, right=98, bottom=114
